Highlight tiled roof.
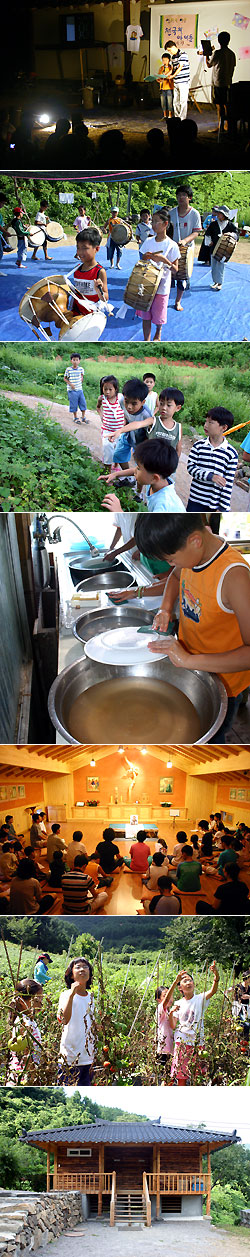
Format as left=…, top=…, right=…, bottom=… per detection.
left=20, top=1121, right=239, bottom=1148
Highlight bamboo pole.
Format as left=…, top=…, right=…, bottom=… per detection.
left=127, top=953, right=161, bottom=1039
left=116, top=955, right=132, bottom=1015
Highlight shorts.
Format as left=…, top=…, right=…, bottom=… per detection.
left=112, top=433, right=133, bottom=464
left=136, top=292, right=169, bottom=326
left=170, top=1040, right=196, bottom=1083
left=68, top=388, right=86, bottom=413
left=57, top=1062, right=92, bottom=1085
left=212, top=86, right=229, bottom=107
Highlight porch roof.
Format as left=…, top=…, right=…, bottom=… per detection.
left=20, top=1120, right=239, bottom=1153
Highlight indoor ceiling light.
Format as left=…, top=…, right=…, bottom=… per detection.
left=90, top=757, right=96, bottom=767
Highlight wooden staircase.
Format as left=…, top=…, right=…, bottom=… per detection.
left=115, top=1190, right=145, bottom=1227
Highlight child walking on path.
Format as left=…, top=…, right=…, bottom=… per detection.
left=57, top=956, right=95, bottom=1085
left=64, top=353, right=88, bottom=424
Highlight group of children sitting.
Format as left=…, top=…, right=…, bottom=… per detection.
left=1, top=808, right=249, bottom=918
left=66, top=353, right=239, bottom=513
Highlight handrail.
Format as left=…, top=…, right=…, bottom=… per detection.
left=147, top=1172, right=210, bottom=1195
left=143, top=1173, right=151, bottom=1227
left=55, top=1172, right=113, bottom=1192
left=110, top=1171, right=116, bottom=1227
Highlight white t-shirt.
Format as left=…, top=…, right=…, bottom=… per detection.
left=73, top=215, right=90, bottom=231
left=126, top=24, right=143, bottom=52
left=169, top=207, right=201, bottom=243
left=140, top=234, right=180, bottom=296
left=144, top=390, right=158, bottom=417
left=35, top=211, right=47, bottom=226
left=58, top=989, right=94, bottom=1064
left=114, top=512, right=137, bottom=543
left=173, top=992, right=210, bottom=1045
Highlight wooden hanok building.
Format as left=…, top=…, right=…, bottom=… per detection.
left=21, top=1118, right=239, bottom=1227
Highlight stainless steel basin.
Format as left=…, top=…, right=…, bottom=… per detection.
left=69, top=553, right=120, bottom=579
left=75, top=571, right=137, bottom=593
left=73, top=604, right=155, bottom=645
left=48, top=656, right=228, bottom=746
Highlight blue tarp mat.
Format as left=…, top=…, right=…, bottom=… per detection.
left=1, top=243, right=249, bottom=342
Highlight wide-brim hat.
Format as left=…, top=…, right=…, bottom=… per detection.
left=213, top=205, right=232, bottom=218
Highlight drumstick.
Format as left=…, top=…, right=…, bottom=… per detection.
left=224, top=419, right=250, bottom=436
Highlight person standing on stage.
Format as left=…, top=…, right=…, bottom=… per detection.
left=164, top=40, right=190, bottom=120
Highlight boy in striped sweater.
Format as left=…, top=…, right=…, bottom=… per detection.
left=186, top=406, right=238, bottom=511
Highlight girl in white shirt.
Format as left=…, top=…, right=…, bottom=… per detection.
left=57, top=956, right=95, bottom=1085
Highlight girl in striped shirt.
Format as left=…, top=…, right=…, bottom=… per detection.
left=97, top=375, right=125, bottom=466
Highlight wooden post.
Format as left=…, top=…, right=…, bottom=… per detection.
left=54, top=1147, right=58, bottom=1190
left=206, top=1145, right=211, bottom=1216
left=47, top=1151, right=50, bottom=1192
left=153, top=1145, right=157, bottom=1193
left=98, top=1145, right=104, bottom=1216
left=156, top=1150, right=161, bottom=1219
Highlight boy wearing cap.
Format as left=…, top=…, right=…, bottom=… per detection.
left=205, top=206, right=238, bottom=290
left=12, top=206, right=28, bottom=268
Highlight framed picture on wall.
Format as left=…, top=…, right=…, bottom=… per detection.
left=229, top=789, right=237, bottom=799
left=87, top=777, right=100, bottom=792
left=237, top=789, right=246, bottom=800
left=0, top=786, right=8, bottom=801
left=246, top=790, right=250, bottom=801
left=160, top=777, right=173, bottom=794
left=17, top=785, right=25, bottom=798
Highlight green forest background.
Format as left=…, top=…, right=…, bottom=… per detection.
left=0, top=1087, right=250, bottom=1233
left=1, top=172, right=250, bottom=226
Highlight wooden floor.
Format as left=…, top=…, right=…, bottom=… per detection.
left=1, top=834, right=250, bottom=917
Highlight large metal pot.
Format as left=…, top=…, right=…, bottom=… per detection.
left=48, top=656, right=228, bottom=746
left=69, top=553, right=120, bottom=582
left=75, top=571, right=137, bottom=593
left=73, top=604, right=155, bottom=644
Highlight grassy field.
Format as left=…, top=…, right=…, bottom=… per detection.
left=0, top=935, right=248, bottom=1088
left=1, top=343, right=249, bottom=444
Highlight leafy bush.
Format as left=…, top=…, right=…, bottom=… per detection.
left=211, top=1182, right=249, bottom=1228
left=0, top=397, right=138, bottom=510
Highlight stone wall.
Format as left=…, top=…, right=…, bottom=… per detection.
left=240, top=1208, right=250, bottom=1227
left=0, top=1190, right=82, bottom=1255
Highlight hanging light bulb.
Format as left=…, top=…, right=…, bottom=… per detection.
left=141, top=747, right=147, bottom=755
left=166, top=760, right=172, bottom=768
left=90, top=757, right=96, bottom=767
left=118, top=745, right=124, bottom=754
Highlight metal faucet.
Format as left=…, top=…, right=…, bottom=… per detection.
left=34, top=513, right=101, bottom=557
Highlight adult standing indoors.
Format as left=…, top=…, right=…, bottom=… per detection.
left=169, top=184, right=201, bottom=312
left=164, top=40, right=190, bottom=120
left=206, top=32, right=236, bottom=135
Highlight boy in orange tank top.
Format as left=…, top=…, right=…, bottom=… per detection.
left=134, top=514, right=250, bottom=742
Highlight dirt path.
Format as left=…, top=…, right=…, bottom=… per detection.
left=37, top=1219, right=250, bottom=1257
left=1, top=388, right=102, bottom=461
left=2, top=388, right=247, bottom=511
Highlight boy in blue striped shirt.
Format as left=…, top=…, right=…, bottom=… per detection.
left=187, top=406, right=238, bottom=511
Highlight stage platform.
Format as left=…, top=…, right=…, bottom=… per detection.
left=1, top=242, right=249, bottom=343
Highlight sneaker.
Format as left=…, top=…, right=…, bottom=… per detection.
left=116, top=262, right=121, bottom=269
left=210, top=282, right=219, bottom=290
